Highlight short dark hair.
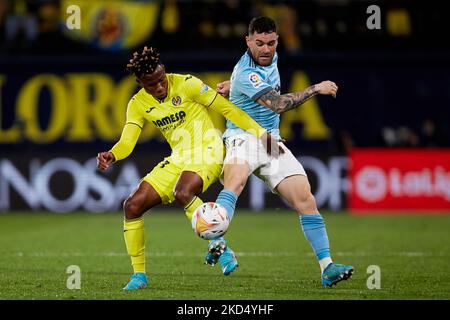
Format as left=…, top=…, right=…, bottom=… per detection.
left=248, top=16, right=277, bottom=35
left=126, top=46, right=162, bottom=78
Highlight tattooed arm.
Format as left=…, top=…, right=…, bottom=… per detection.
left=257, top=80, right=338, bottom=114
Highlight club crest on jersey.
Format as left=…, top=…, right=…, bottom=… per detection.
left=200, top=83, right=209, bottom=95
left=249, top=72, right=262, bottom=88
left=172, top=96, right=182, bottom=106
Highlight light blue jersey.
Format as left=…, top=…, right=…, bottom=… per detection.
left=223, top=50, right=281, bottom=139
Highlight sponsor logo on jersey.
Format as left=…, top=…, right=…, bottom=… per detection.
left=152, top=111, right=186, bottom=127
left=145, top=107, right=156, bottom=113
left=249, top=72, right=262, bottom=88
left=200, top=83, right=209, bottom=95
left=172, top=96, right=182, bottom=106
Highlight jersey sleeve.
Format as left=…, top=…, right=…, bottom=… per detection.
left=234, top=67, right=273, bottom=101
left=109, top=97, right=144, bottom=161
left=208, top=93, right=266, bottom=138
left=185, top=74, right=266, bottom=137
left=124, top=96, right=145, bottom=128
left=184, top=75, right=218, bottom=107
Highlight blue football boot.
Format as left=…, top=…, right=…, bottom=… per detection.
left=321, top=263, right=354, bottom=287
left=219, top=247, right=238, bottom=276
left=123, top=272, right=148, bottom=290
left=204, top=238, right=238, bottom=276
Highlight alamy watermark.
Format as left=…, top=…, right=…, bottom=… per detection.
left=366, top=265, right=381, bottom=289
left=66, top=265, right=81, bottom=289
left=367, top=5, right=381, bottom=30
left=64, top=4, right=382, bottom=33
left=66, top=5, right=81, bottom=30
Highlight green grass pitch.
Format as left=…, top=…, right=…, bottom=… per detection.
left=0, top=210, right=448, bottom=300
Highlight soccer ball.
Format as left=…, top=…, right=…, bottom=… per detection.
left=191, top=202, right=230, bottom=240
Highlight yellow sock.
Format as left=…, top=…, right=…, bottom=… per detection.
left=184, top=196, right=203, bottom=222
left=123, top=217, right=145, bottom=273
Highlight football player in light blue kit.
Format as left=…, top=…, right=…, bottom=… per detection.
left=205, top=16, right=353, bottom=287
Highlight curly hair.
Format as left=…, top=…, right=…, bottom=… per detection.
left=126, top=46, right=162, bottom=78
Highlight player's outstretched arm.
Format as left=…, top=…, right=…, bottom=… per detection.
left=99, top=122, right=142, bottom=170
left=257, top=81, right=338, bottom=114
left=209, top=94, right=283, bottom=157
left=97, top=124, right=139, bottom=171
left=209, top=93, right=266, bottom=137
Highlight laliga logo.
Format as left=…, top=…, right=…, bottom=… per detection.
left=355, top=166, right=387, bottom=202
left=249, top=73, right=262, bottom=88
left=249, top=74, right=260, bottom=83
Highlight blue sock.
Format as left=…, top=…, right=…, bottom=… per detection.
left=216, top=189, right=237, bottom=220
left=300, top=214, right=331, bottom=260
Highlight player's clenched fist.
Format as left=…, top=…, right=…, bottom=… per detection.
left=96, top=151, right=115, bottom=171
left=216, top=80, right=230, bottom=97
left=316, top=81, right=338, bottom=98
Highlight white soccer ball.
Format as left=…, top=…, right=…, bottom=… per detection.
left=191, top=202, right=230, bottom=240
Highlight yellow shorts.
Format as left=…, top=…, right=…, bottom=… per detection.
left=142, top=149, right=224, bottom=204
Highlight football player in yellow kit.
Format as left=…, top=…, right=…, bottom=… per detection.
left=96, top=46, right=276, bottom=290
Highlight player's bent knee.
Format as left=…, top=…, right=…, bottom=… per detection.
left=173, top=188, right=194, bottom=207
left=296, top=192, right=318, bottom=214
left=123, top=198, right=144, bottom=220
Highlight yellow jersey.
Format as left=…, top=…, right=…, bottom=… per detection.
left=110, top=73, right=265, bottom=163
